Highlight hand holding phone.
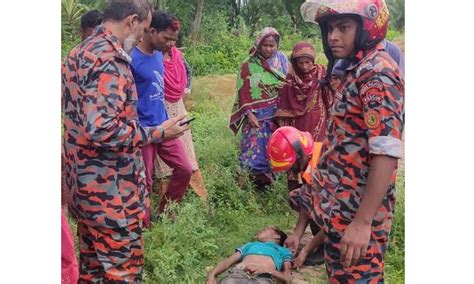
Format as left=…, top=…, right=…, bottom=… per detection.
left=179, top=117, right=196, bottom=126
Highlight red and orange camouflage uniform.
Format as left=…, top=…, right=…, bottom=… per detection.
left=301, top=42, right=404, bottom=283
left=62, top=26, right=164, bottom=282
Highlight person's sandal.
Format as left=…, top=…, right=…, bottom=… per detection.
left=303, top=246, right=325, bottom=266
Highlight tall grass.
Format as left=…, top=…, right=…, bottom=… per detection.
left=385, top=171, right=405, bottom=283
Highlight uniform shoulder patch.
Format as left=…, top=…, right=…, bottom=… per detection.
left=360, top=80, right=384, bottom=105
left=365, top=109, right=381, bottom=129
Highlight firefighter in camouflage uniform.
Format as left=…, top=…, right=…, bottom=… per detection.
left=61, top=0, right=188, bottom=282
left=299, top=0, right=405, bottom=282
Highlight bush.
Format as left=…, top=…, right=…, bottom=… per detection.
left=184, top=31, right=328, bottom=77
left=385, top=171, right=405, bottom=283
left=62, top=0, right=89, bottom=41
left=386, top=29, right=403, bottom=41
left=62, top=39, right=80, bottom=59
left=184, top=33, right=252, bottom=77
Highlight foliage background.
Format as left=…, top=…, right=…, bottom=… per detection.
left=62, top=0, right=405, bottom=283
left=62, top=0, right=405, bottom=75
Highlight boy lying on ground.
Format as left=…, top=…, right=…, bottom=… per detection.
left=206, top=226, right=293, bottom=284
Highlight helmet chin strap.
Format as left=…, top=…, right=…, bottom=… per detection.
left=291, top=141, right=305, bottom=184
left=353, top=17, right=364, bottom=54
left=318, top=21, right=335, bottom=86
left=292, top=140, right=304, bottom=160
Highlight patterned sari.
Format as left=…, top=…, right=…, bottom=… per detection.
left=229, top=27, right=289, bottom=184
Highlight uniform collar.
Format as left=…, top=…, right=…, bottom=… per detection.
left=92, top=25, right=133, bottom=64
left=345, top=42, right=385, bottom=72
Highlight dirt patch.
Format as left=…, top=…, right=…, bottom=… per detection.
left=184, top=74, right=237, bottom=111
left=200, top=74, right=237, bottom=98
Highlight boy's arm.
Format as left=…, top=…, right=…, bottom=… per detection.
left=269, top=261, right=293, bottom=283
left=245, top=261, right=293, bottom=283
left=207, top=252, right=241, bottom=282
left=294, top=230, right=324, bottom=268
left=285, top=209, right=309, bottom=253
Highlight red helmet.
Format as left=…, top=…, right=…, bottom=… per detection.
left=301, top=0, right=389, bottom=52
left=267, top=127, right=314, bottom=172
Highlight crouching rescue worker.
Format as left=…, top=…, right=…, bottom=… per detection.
left=267, top=126, right=325, bottom=267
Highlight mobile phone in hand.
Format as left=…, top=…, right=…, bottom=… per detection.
left=179, top=117, right=196, bottom=126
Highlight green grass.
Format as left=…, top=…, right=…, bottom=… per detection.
left=385, top=170, right=405, bottom=283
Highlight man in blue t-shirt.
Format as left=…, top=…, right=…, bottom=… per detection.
left=206, top=226, right=293, bottom=283
left=131, top=10, right=192, bottom=227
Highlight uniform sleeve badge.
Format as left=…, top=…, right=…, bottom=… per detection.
left=365, top=109, right=381, bottom=129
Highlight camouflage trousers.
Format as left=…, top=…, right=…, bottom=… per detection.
left=77, top=221, right=144, bottom=283
left=323, top=223, right=390, bottom=284
left=290, top=184, right=391, bottom=283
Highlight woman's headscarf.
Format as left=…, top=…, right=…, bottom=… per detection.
left=163, top=46, right=188, bottom=102
left=290, top=41, right=316, bottom=68
left=275, top=41, right=327, bottom=118
left=249, top=27, right=289, bottom=75
left=229, top=27, right=289, bottom=134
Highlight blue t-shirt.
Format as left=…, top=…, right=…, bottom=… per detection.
left=130, top=47, right=168, bottom=127
left=383, top=40, right=405, bottom=76
left=236, top=241, right=293, bottom=271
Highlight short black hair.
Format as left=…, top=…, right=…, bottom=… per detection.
left=103, top=0, right=152, bottom=22
left=272, top=227, right=288, bottom=246
left=80, top=9, right=103, bottom=30
left=150, top=10, right=179, bottom=32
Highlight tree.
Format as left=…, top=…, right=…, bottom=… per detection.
left=240, top=0, right=286, bottom=35
left=387, top=0, right=405, bottom=31
left=151, top=0, right=166, bottom=10
left=188, top=0, right=205, bottom=42
left=62, top=0, right=89, bottom=40
left=281, top=0, right=305, bottom=33
left=78, top=0, right=107, bottom=10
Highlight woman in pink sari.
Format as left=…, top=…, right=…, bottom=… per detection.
left=155, top=42, right=207, bottom=199
left=62, top=154, right=78, bottom=283
left=62, top=211, right=78, bottom=283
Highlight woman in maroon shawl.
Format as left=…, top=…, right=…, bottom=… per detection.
left=274, top=41, right=332, bottom=190
left=275, top=41, right=331, bottom=141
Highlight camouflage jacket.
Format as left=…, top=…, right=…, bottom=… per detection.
left=312, top=42, right=405, bottom=234
left=61, top=26, right=163, bottom=228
